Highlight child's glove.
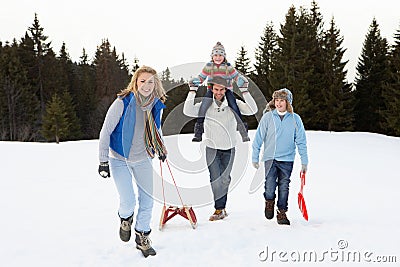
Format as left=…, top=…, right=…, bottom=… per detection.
left=252, top=162, right=259, bottom=169
left=239, top=87, right=248, bottom=93
left=189, top=79, right=201, bottom=88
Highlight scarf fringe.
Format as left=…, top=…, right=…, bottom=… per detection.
left=144, top=109, right=167, bottom=159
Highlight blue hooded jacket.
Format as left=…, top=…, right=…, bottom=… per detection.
left=252, top=109, right=308, bottom=165
left=110, top=92, right=165, bottom=158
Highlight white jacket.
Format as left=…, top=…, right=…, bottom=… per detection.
left=183, top=92, right=257, bottom=149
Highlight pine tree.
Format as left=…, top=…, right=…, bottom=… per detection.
left=381, top=25, right=400, bottom=136
left=61, top=90, right=82, bottom=140
left=271, top=5, right=313, bottom=126
left=321, top=18, right=354, bottom=131
left=41, top=93, right=70, bottom=143
left=161, top=67, right=173, bottom=91
left=28, top=13, right=52, bottom=116
left=58, top=42, right=75, bottom=93
left=354, top=18, right=389, bottom=133
left=132, top=57, right=140, bottom=73
left=73, top=48, right=97, bottom=138
left=252, top=22, right=278, bottom=98
left=93, top=39, right=130, bottom=135
left=234, top=46, right=252, bottom=76
left=305, top=1, right=327, bottom=129
left=0, top=42, right=40, bottom=141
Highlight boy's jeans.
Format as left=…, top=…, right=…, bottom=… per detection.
left=109, top=157, right=153, bottom=232
left=206, top=147, right=235, bottom=210
left=264, top=160, right=294, bottom=211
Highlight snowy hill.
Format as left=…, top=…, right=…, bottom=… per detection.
left=1, top=131, right=399, bottom=266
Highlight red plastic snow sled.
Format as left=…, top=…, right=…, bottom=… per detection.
left=298, top=171, right=309, bottom=221
left=159, top=160, right=197, bottom=230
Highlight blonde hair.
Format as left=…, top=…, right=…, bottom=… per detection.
left=118, top=65, right=167, bottom=102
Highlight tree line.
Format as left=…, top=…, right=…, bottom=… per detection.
left=0, top=1, right=399, bottom=143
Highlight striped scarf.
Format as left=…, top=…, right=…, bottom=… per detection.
left=136, top=92, right=167, bottom=159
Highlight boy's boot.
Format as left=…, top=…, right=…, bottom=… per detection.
left=277, top=209, right=290, bottom=225
left=192, top=122, right=204, bottom=142
left=264, top=199, right=275, bottom=220
left=119, top=214, right=133, bottom=242
left=237, top=122, right=250, bottom=142
left=135, top=230, right=156, bottom=257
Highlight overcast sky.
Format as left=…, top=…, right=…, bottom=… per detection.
left=1, top=0, right=399, bottom=83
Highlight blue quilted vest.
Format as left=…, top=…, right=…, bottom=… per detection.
left=110, top=92, right=165, bottom=158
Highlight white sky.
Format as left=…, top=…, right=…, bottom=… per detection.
left=1, top=0, right=399, bottom=83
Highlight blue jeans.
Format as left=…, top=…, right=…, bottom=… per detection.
left=197, top=89, right=243, bottom=122
left=206, top=147, right=235, bottom=210
left=264, top=160, right=294, bottom=211
left=109, top=157, right=153, bottom=232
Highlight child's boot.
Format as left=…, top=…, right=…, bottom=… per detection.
left=277, top=209, right=290, bottom=225
left=264, top=199, right=275, bottom=219
left=192, top=122, right=204, bottom=142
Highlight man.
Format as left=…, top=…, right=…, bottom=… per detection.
left=183, top=76, right=257, bottom=221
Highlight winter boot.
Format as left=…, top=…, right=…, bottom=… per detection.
left=119, top=214, right=133, bottom=242
left=192, top=122, right=204, bottom=142
left=135, top=230, right=156, bottom=257
left=264, top=199, right=275, bottom=220
left=277, top=209, right=290, bottom=225
left=237, top=122, right=250, bottom=142
left=209, top=209, right=228, bottom=221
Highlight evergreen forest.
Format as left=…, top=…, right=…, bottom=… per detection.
left=1, top=1, right=399, bottom=143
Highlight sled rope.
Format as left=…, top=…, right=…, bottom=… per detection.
left=160, top=159, right=184, bottom=207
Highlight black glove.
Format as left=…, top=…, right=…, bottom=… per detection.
left=158, top=154, right=167, bottom=162
left=98, top=162, right=110, bottom=178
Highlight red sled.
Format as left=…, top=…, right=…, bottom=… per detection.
left=159, top=205, right=197, bottom=230
left=158, top=160, right=197, bottom=230
left=298, top=171, right=309, bottom=221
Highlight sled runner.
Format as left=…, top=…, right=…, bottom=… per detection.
left=298, top=171, right=309, bottom=221
left=159, top=160, right=197, bottom=230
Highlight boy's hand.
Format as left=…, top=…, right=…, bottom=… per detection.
left=301, top=164, right=307, bottom=173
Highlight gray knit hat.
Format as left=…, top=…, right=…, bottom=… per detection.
left=208, top=76, right=229, bottom=88
left=211, top=42, right=226, bottom=57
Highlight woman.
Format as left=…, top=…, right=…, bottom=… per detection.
left=98, top=66, right=167, bottom=257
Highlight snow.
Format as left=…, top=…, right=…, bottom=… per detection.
left=1, top=131, right=399, bottom=266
